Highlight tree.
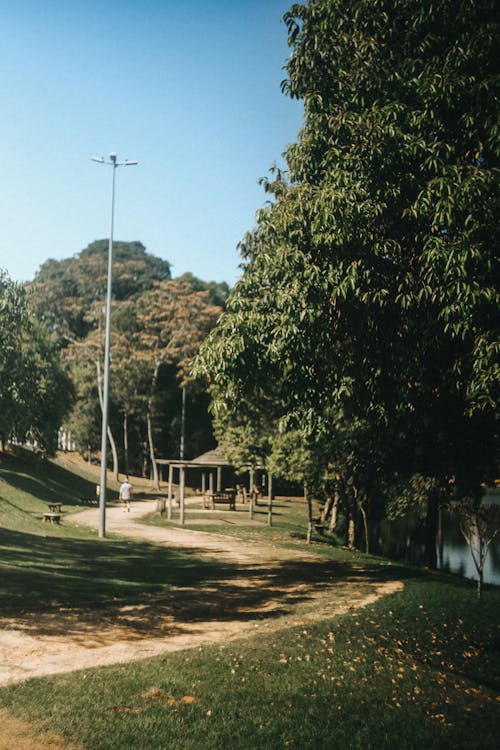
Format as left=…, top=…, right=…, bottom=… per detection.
left=0, top=270, right=72, bottom=452
left=451, top=497, right=500, bottom=599
left=28, top=240, right=171, bottom=341
left=129, top=280, right=222, bottom=487
left=196, top=0, right=499, bottom=564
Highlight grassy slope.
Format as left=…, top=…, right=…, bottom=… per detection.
left=0, top=451, right=499, bottom=749
left=0, top=450, right=218, bottom=609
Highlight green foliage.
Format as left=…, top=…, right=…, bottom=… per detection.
left=28, top=240, right=171, bottom=341
left=196, top=0, right=499, bottom=541
left=0, top=270, right=72, bottom=452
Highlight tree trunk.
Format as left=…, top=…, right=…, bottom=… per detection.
left=147, top=359, right=161, bottom=491
left=359, top=501, right=369, bottom=554
left=346, top=492, right=356, bottom=549
left=424, top=489, right=439, bottom=569
left=320, top=493, right=334, bottom=524
left=123, top=413, right=129, bottom=476
left=328, top=485, right=341, bottom=532
left=305, top=483, right=313, bottom=544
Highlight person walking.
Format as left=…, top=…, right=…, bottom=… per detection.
left=119, top=475, right=133, bottom=512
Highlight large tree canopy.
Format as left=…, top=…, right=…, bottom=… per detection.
left=28, top=240, right=172, bottom=341
left=196, top=0, right=499, bottom=556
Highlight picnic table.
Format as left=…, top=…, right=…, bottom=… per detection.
left=43, top=501, right=63, bottom=524
left=47, top=502, right=63, bottom=513
left=43, top=512, right=62, bottom=524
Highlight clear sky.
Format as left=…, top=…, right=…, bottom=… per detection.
left=0, top=0, right=303, bottom=287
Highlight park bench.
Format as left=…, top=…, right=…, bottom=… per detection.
left=43, top=512, right=62, bottom=524
left=203, top=490, right=236, bottom=511
left=80, top=497, right=98, bottom=506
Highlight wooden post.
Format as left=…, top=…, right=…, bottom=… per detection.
left=267, top=472, right=273, bottom=527
left=216, top=466, right=222, bottom=492
left=167, top=464, right=173, bottom=520
left=180, top=465, right=185, bottom=525
left=209, top=472, right=214, bottom=494
left=201, top=471, right=206, bottom=494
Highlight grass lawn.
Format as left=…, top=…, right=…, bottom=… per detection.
left=0, top=577, right=498, bottom=750
left=0, top=450, right=224, bottom=610
left=0, top=450, right=499, bottom=748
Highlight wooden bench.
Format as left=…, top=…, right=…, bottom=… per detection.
left=43, top=512, right=62, bottom=524
left=203, top=491, right=236, bottom=510
left=47, top=502, right=63, bottom=513
left=80, top=498, right=98, bottom=506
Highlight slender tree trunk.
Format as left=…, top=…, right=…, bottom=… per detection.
left=306, top=483, right=313, bottom=544
left=424, top=489, right=439, bottom=569
left=96, top=359, right=119, bottom=480
left=359, top=501, right=369, bottom=554
left=328, top=485, right=341, bottom=532
left=346, top=492, right=356, bottom=549
left=267, top=473, right=273, bottom=527
left=123, top=413, right=129, bottom=476
left=147, top=359, right=161, bottom=491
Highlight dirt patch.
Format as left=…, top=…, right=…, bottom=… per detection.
left=0, top=709, right=80, bottom=750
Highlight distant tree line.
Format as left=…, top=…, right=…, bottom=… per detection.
left=2, top=239, right=227, bottom=480
left=195, top=0, right=499, bottom=570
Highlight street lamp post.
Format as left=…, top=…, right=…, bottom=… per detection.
left=91, top=153, right=138, bottom=538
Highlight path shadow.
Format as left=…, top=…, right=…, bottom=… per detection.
left=0, top=526, right=416, bottom=640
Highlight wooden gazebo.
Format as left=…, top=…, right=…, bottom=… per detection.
left=155, top=447, right=268, bottom=524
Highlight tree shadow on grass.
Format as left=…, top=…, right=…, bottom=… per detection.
left=0, top=461, right=116, bottom=507
left=0, top=526, right=421, bottom=642
left=0, top=527, right=223, bottom=611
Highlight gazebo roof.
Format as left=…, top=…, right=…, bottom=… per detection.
left=190, top=448, right=230, bottom=467
left=155, top=446, right=231, bottom=468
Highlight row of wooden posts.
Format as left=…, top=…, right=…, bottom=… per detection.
left=159, top=464, right=274, bottom=526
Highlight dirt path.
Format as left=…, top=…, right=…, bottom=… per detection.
left=0, top=502, right=403, bottom=689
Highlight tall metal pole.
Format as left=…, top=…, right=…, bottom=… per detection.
left=180, top=386, right=186, bottom=460
left=92, top=153, right=138, bottom=538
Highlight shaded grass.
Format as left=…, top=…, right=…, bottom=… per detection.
left=0, top=576, right=498, bottom=750
left=0, top=526, right=226, bottom=611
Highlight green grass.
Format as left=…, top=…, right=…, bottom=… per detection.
left=0, top=451, right=498, bottom=748
left=0, top=577, right=498, bottom=750
left=0, top=449, right=119, bottom=537
left=147, top=495, right=341, bottom=548
left=0, top=450, right=225, bottom=610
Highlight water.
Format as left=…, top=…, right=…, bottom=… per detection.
left=437, top=508, right=500, bottom=586
left=377, top=507, right=500, bottom=586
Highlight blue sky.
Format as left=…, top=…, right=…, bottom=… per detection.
left=0, top=0, right=303, bottom=286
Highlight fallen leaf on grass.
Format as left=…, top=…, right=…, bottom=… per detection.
left=141, top=687, right=165, bottom=701
left=107, top=706, right=142, bottom=715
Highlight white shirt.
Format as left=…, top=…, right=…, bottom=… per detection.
left=120, top=481, right=132, bottom=501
